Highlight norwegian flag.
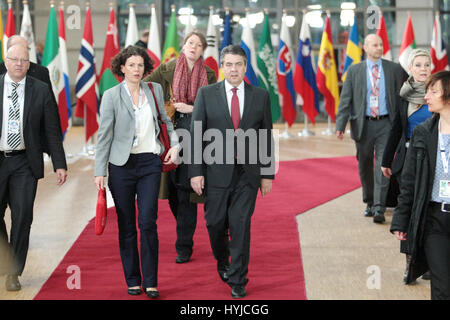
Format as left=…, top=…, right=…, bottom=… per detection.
left=74, top=6, right=99, bottom=142
left=430, top=13, right=449, bottom=74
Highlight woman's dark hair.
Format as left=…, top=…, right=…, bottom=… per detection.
left=426, top=70, right=450, bottom=105
left=184, top=31, right=207, bottom=51
left=111, top=45, right=154, bottom=77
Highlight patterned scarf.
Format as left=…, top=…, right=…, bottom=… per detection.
left=399, top=76, right=427, bottom=117
left=172, top=52, right=209, bottom=104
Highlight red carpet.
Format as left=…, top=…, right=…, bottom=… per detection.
left=34, top=156, right=360, bottom=300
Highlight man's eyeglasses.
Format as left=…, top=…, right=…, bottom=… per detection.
left=6, top=57, right=30, bottom=64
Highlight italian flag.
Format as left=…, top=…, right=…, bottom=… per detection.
left=99, top=6, right=120, bottom=96
left=398, top=14, right=416, bottom=72
left=42, top=4, right=68, bottom=135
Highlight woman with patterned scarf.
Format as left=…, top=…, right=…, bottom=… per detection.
left=381, top=48, right=433, bottom=284
left=144, top=32, right=217, bottom=264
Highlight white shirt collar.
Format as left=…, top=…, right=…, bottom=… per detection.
left=224, top=79, right=245, bottom=93
left=5, top=73, right=26, bottom=86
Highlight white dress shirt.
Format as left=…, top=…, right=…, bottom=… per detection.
left=0, top=74, right=26, bottom=151
left=123, top=82, right=160, bottom=155
left=224, top=80, right=245, bottom=118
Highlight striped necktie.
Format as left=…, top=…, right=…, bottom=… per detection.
left=7, top=82, right=21, bottom=150
left=369, top=64, right=379, bottom=117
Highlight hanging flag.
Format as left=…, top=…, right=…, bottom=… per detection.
left=125, top=3, right=139, bottom=47
left=376, top=12, right=392, bottom=61
left=431, top=12, right=449, bottom=74
left=0, top=7, right=4, bottom=62
left=257, top=11, right=280, bottom=123
left=276, top=13, right=296, bottom=127
left=99, top=5, right=120, bottom=95
left=59, top=3, right=72, bottom=134
left=4, top=2, right=16, bottom=59
left=342, top=16, right=362, bottom=82
left=20, top=0, right=37, bottom=63
left=75, top=5, right=99, bottom=142
left=204, top=6, right=218, bottom=79
left=294, top=16, right=319, bottom=124
left=162, top=5, right=180, bottom=63
left=184, top=5, right=194, bottom=37
left=218, top=8, right=232, bottom=80
left=240, top=10, right=259, bottom=86
left=147, top=4, right=161, bottom=68
left=399, top=14, right=416, bottom=72
left=316, top=15, right=339, bottom=121
left=42, top=3, right=68, bottom=136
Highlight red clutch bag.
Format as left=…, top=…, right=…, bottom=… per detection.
left=95, top=188, right=107, bottom=235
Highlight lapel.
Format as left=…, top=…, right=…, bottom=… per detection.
left=382, top=59, right=394, bottom=112
left=359, top=61, right=367, bottom=105
left=142, top=81, right=159, bottom=124
left=0, top=75, right=4, bottom=135
left=119, top=83, right=136, bottom=118
left=217, top=81, right=234, bottom=128
left=428, top=115, right=439, bottom=184
left=239, top=82, right=254, bottom=129
left=23, top=77, right=33, bottom=129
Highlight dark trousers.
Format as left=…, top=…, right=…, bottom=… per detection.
left=168, top=171, right=197, bottom=257
left=108, top=153, right=161, bottom=289
left=424, top=203, right=450, bottom=300
left=0, top=153, right=38, bottom=276
left=204, top=165, right=258, bottom=287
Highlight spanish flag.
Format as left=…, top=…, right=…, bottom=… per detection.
left=316, top=15, right=339, bottom=121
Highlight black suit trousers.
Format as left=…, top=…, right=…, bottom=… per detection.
left=424, top=203, right=450, bottom=300
left=0, top=154, right=38, bottom=276
left=108, top=153, right=161, bottom=289
left=204, top=165, right=258, bottom=287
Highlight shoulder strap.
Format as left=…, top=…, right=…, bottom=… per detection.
left=147, top=82, right=162, bottom=120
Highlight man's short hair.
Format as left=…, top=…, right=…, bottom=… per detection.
left=220, top=45, right=247, bottom=65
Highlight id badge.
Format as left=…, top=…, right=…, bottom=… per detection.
left=439, top=180, right=450, bottom=198
left=8, top=120, right=20, bottom=134
left=369, top=95, right=379, bottom=109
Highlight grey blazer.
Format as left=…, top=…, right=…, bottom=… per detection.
left=94, top=81, right=178, bottom=177
left=335, top=59, right=407, bottom=142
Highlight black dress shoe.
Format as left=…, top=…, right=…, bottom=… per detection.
left=146, top=289, right=160, bottom=298
left=127, top=287, right=142, bottom=295
left=217, top=263, right=230, bottom=282
left=231, top=286, right=246, bottom=299
left=364, top=205, right=374, bottom=217
left=5, top=275, right=21, bottom=292
left=373, top=211, right=385, bottom=223
left=175, top=254, right=191, bottom=264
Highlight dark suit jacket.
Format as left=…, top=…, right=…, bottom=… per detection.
left=336, top=59, right=408, bottom=142
left=189, top=81, right=275, bottom=189
left=0, top=74, right=67, bottom=179
left=0, top=61, right=60, bottom=155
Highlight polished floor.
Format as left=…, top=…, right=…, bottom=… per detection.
left=0, top=122, right=430, bottom=300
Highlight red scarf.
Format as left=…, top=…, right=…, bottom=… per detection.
left=172, top=52, right=209, bottom=104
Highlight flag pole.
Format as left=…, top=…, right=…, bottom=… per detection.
left=279, top=123, right=294, bottom=139
left=298, top=114, right=315, bottom=137
left=322, top=116, right=333, bottom=135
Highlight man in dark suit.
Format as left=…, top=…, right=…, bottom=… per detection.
left=0, top=44, right=67, bottom=291
left=189, top=45, right=275, bottom=298
left=336, top=34, right=408, bottom=223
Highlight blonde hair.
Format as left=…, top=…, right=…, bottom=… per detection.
left=407, top=49, right=431, bottom=69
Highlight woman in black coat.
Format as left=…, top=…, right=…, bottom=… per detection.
left=381, top=49, right=432, bottom=282
left=391, top=71, right=450, bottom=300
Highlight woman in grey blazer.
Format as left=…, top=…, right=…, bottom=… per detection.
left=94, top=46, right=179, bottom=298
